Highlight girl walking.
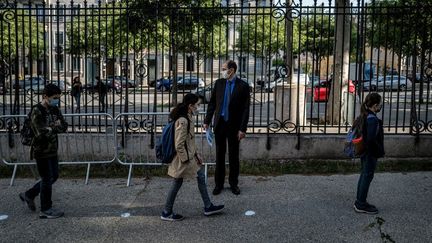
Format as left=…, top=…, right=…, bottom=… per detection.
left=161, top=93, right=224, bottom=221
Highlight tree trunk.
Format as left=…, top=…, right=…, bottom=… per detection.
left=326, top=0, right=350, bottom=125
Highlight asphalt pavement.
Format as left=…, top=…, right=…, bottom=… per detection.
left=0, top=172, right=431, bottom=243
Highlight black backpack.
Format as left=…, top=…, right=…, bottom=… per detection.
left=21, top=104, right=44, bottom=146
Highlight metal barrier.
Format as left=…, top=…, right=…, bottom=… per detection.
left=0, top=113, right=116, bottom=186
left=114, top=112, right=216, bottom=186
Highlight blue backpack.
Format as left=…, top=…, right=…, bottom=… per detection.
left=156, top=117, right=190, bottom=164
left=344, top=116, right=366, bottom=158
left=344, top=114, right=376, bottom=158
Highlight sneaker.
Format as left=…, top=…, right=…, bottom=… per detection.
left=204, top=204, right=225, bottom=216
left=39, top=208, right=64, bottom=219
left=19, top=193, right=36, bottom=212
left=160, top=211, right=184, bottom=222
left=354, top=202, right=379, bottom=214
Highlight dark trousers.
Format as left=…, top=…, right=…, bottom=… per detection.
left=25, top=156, right=59, bottom=211
left=356, top=154, right=377, bottom=205
left=214, top=119, right=240, bottom=188
left=99, top=93, right=106, bottom=112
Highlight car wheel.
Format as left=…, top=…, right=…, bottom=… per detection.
left=399, top=84, right=406, bottom=91
left=371, top=85, right=377, bottom=91
left=161, top=85, right=167, bottom=92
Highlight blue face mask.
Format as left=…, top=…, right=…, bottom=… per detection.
left=49, top=98, right=60, bottom=107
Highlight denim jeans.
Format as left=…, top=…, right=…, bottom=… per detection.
left=73, top=94, right=81, bottom=111
left=164, top=167, right=212, bottom=214
left=25, top=156, right=59, bottom=211
left=356, top=154, right=378, bottom=205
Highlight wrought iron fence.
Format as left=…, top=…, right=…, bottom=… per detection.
left=1, top=0, right=431, bottom=135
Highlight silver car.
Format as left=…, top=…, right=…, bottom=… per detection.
left=363, top=75, right=412, bottom=91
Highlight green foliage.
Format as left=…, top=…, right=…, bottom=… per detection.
left=235, top=8, right=300, bottom=57
left=0, top=9, right=45, bottom=59
left=66, top=1, right=227, bottom=58
left=367, top=0, right=432, bottom=56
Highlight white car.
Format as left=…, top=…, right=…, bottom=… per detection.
left=265, top=73, right=310, bottom=92
left=363, top=75, right=412, bottom=91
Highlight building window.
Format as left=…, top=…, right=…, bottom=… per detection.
left=36, top=4, right=45, bottom=22
left=54, top=7, right=64, bottom=22
left=72, top=57, right=80, bottom=71
left=71, top=5, right=80, bottom=16
left=186, top=55, right=194, bottom=72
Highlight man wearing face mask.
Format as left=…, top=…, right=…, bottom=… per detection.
left=19, top=84, right=68, bottom=219
left=203, top=60, right=250, bottom=195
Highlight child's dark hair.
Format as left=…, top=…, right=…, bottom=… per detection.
left=169, top=93, right=199, bottom=121
left=361, top=92, right=381, bottom=117
left=43, top=83, right=62, bottom=97
left=353, top=92, right=382, bottom=129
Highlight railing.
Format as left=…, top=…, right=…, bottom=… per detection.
left=0, top=0, right=431, bottom=136
left=114, top=112, right=216, bottom=186
left=0, top=113, right=116, bottom=186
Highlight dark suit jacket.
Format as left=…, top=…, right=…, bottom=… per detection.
left=204, top=76, right=250, bottom=132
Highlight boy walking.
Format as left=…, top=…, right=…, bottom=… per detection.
left=19, top=84, right=68, bottom=219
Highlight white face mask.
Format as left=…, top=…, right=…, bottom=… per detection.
left=222, top=70, right=230, bottom=79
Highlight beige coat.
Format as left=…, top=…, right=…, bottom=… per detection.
left=167, top=114, right=200, bottom=179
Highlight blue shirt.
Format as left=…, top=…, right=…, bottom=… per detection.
left=221, top=76, right=236, bottom=118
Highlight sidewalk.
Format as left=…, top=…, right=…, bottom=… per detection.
left=0, top=172, right=431, bottom=243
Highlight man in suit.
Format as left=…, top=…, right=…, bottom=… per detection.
left=203, top=60, right=250, bottom=195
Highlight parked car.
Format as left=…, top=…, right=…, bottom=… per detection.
left=238, top=74, right=254, bottom=92
left=194, top=83, right=214, bottom=103
left=257, top=66, right=288, bottom=87
left=111, top=76, right=138, bottom=88
left=50, top=80, right=71, bottom=93
left=177, top=76, right=205, bottom=90
left=312, top=79, right=356, bottom=102
left=155, top=76, right=186, bottom=92
left=104, top=78, right=122, bottom=93
left=264, top=72, right=310, bottom=92
left=362, top=75, right=412, bottom=91
left=14, top=77, right=46, bottom=91
left=408, top=73, right=430, bottom=83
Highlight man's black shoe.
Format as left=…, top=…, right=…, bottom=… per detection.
left=231, top=186, right=241, bottom=195
left=19, top=193, right=36, bottom=212
left=212, top=187, right=223, bottom=195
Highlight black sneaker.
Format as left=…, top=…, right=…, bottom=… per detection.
left=39, top=208, right=64, bottom=219
left=354, top=202, right=379, bottom=214
left=204, top=204, right=225, bottom=216
left=19, top=193, right=36, bottom=212
left=160, top=211, right=184, bottom=221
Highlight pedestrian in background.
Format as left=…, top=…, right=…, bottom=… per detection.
left=354, top=92, right=384, bottom=214
left=161, top=93, right=224, bottom=221
left=71, top=76, right=82, bottom=113
left=95, top=76, right=107, bottom=112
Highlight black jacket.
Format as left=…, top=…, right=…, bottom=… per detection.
left=362, top=111, right=385, bottom=158
left=31, top=104, right=68, bottom=159
left=204, top=76, right=250, bottom=132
